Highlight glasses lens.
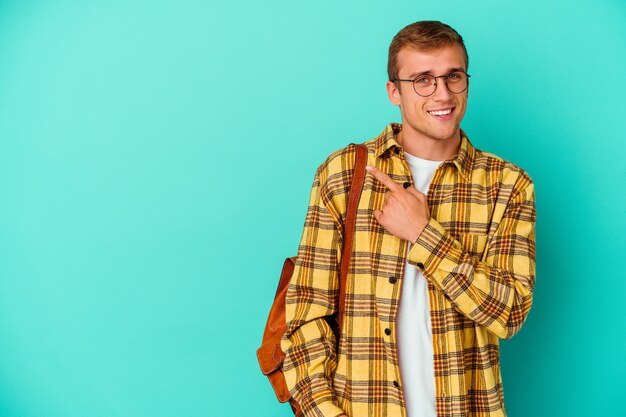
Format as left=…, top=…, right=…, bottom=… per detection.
left=446, top=72, right=468, bottom=94
left=413, top=75, right=436, bottom=96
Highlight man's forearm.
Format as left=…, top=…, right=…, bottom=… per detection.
left=407, top=182, right=536, bottom=339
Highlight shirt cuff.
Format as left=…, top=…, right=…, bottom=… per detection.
left=407, top=217, right=464, bottom=279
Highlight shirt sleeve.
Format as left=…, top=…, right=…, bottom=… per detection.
left=281, top=164, right=346, bottom=417
left=407, top=173, right=536, bottom=340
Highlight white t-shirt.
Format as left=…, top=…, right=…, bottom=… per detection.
left=397, top=151, right=444, bottom=417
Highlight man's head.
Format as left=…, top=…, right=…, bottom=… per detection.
left=387, top=21, right=468, bottom=83
left=386, top=21, right=470, bottom=144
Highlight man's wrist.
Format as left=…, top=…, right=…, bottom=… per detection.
left=410, top=224, right=426, bottom=244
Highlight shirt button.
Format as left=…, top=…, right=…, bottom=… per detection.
left=385, top=328, right=391, bottom=336
left=388, top=276, right=397, bottom=284
left=417, top=262, right=424, bottom=269
left=393, top=380, right=400, bottom=388
left=403, top=181, right=411, bottom=189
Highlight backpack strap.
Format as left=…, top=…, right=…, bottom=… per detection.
left=337, top=143, right=368, bottom=331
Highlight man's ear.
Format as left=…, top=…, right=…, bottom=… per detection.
left=386, top=80, right=401, bottom=106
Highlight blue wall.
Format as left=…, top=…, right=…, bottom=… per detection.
left=0, top=1, right=624, bottom=416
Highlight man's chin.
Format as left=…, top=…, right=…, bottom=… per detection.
left=425, top=125, right=460, bottom=141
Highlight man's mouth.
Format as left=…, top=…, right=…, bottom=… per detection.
left=427, top=108, right=454, bottom=120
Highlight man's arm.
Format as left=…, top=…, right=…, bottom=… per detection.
left=281, top=163, right=345, bottom=417
left=368, top=165, right=536, bottom=340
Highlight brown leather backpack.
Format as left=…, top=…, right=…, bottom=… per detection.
left=256, top=143, right=368, bottom=416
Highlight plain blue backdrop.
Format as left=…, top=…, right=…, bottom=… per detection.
left=0, top=1, right=624, bottom=416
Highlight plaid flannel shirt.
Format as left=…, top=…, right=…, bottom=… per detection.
left=281, top=123, right=536, bottom=417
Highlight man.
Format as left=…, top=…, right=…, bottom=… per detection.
left=281, top=20, right=536, bottom=417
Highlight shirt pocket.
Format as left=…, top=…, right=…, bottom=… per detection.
left=456, top=233, right=489, bottom=261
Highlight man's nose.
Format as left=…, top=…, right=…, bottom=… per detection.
left=431, top=78, right=452, bottom=101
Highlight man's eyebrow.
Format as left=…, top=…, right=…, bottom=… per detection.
left=408, top=70, right=433, bottom=79
left=407, top=67, right=466, bottom=78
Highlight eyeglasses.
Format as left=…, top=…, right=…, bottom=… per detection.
left=392, top=71, right=471, bottom=97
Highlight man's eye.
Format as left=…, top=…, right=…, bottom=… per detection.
left=447, top=72, right=462, bottom=81
left=415, top=77, right=431, bottom=84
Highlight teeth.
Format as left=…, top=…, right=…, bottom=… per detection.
left=428, top=109, right=452, bottom=116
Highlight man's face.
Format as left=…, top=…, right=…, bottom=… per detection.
left=387, top=44, right=468, bottom=143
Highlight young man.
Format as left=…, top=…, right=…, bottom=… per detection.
left=281, top=21, right=536, bottom=417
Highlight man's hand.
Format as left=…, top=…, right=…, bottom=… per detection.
left=366, top=165, right=430, bottom=243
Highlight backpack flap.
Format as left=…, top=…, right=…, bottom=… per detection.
left=257, top=330, right=290, bottom=402
left=257, top=331, right=285, bottom=375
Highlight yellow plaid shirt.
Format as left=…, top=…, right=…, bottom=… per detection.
left=282, top=123, right=536, bottom=417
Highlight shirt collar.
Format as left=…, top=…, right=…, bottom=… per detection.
left=375, top=123, right=475, bottom=182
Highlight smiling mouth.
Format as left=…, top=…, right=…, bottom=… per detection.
left=427, top=108, right=453, bottom=116
left=427, top=107, right=455, bottom=120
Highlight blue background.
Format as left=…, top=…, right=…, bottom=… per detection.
left=0, top=1, right=624, bottom=416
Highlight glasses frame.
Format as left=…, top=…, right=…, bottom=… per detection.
left=393, top=71, right=471, bottom=97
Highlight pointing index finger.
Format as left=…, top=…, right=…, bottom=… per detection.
left=366, top=165, right=402, bottom=193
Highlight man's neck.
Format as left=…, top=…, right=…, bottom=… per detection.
left=396, top=127, right=462, bottom=161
